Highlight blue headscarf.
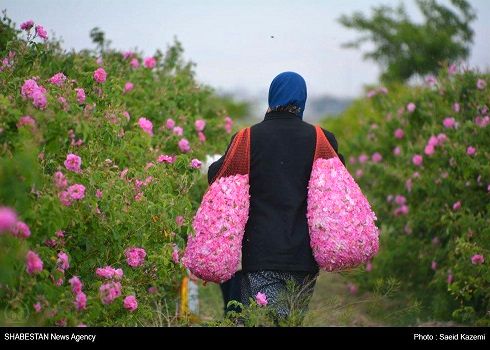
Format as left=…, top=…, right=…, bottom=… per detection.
left=268, top=72, right=307, bottom=119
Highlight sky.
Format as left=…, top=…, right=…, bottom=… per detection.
left=3, top=0, right=490, bottom=99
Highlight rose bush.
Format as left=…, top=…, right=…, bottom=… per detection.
left=0, top=15, right=240, bottom=326
left=323, top=65, right=489, bottom=325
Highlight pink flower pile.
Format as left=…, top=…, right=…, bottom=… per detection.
left=182, top=174, right=250, bottom=282
left=124, top=247, right=146, bottom=267
left=306, top=157, right=379, bottom=271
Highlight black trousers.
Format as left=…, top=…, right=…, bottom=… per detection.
left=240, top=270, right=317, bottom=321
left=220, top=271, right=243, bottom=314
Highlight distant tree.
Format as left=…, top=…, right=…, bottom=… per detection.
left=338, top=0, right=476, bottom=83
left=90, top=27, right=111, bottom=53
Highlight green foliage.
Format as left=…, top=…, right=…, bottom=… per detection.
left=323, top=66, right=489, bottom=325
left=0, top=15, right=245, bottom=326
left=339, top=0, right=476, bottom=83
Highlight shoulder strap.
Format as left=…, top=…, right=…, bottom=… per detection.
left=212, top=127, right=250, bottom=182
left=313, top=125, right=338, bottom=161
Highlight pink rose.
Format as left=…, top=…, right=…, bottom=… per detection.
left=67, top=184, right=85, bottom=200
left=255, top=292, right=268, bottom=306
left=48, top=72, right=66, bottom=86
left=394, top=128, right=404, bottom=139
left=175, top=216, right=185, bottom=227
left=425, top=75, right=437, bottom=86
left=0, top=207, right=17, bottom=233
left=75, top=88, right=86, bottom=104
left=412, top=154, right=423, bottom=167
left=64, top=153, right=82, bottom=173
left=99, top=282, right=122, bottom=304
left=178, top=138, right=191, bottom=153
left=35, top=25, right=48, bottom=40
left=393, top=146, right=401, bottom=156
left=69, top=276, right=83, bottom=294
left=172, top=126, right=183, bottom=136
left=144, top=57, right=156, bottom=69
left=157, top=154, right=176, bottom=164
left=138, top=117, right=153, bottom=136
left=31, top=89, right=47, bottom=109
left=466, top=146, right=476, bottom=156
left=358, top=154, right=369, bottom=164
left=57, top=252, right=70, bottom=270
left=124, top=82, right=134, bottom=93
left=424, top=144, right=435, bottom=156
left=12, top=221, right=31, bottom=239
left=26, top=250, right=43, bottom=274
left=476, top=79, right=487, bottom=90
left=190, top=159, right=202, bottom=169
left=74, top=292, right=87, bottom=311
left=195, top=119, right=206, bottom=132
left=407, top=103, right=416, bottom=113
left=198, top=131, right=206, bottom=143
left=443, top=117, right=456, bottom=129
left=124, top=247, right=146, bottom=267
left=452, top=201, right=461, bottom=211
left=33, top=302, right=42, bottom=313
left=471, top=254, right=484, bottom=265
left=93, top=67, right=107, bottom=83
left=452, top=103, right=460, bottom=113
left=371, top=152, right=382, bottom=163
left=20, top=20, right=34, bottom=31
left=130, top=58, right=140, bottom=68
left=166, top=118, right=176, bottom=129
left=96, top=266, right=123, bottom=280
left=172, top=246, right=180, bottom=264
left=123, top=295, right=138, bottom=312
left=394, top=195, right=406, bottom=206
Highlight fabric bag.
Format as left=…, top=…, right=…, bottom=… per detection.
left=182, top=128, right=250, bottom=283
left=307, top=125, right=379, bottom=271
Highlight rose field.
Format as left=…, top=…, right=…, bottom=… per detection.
left=0, top=14, right=489, bottom=327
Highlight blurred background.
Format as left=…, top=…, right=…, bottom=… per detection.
left=4, top=0, right=490, bottom=121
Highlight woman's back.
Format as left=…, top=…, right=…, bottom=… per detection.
left=242, top=110, right=342, bottom=273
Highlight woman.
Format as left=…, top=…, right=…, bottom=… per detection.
left=208, top=72, right=344, bottom=321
